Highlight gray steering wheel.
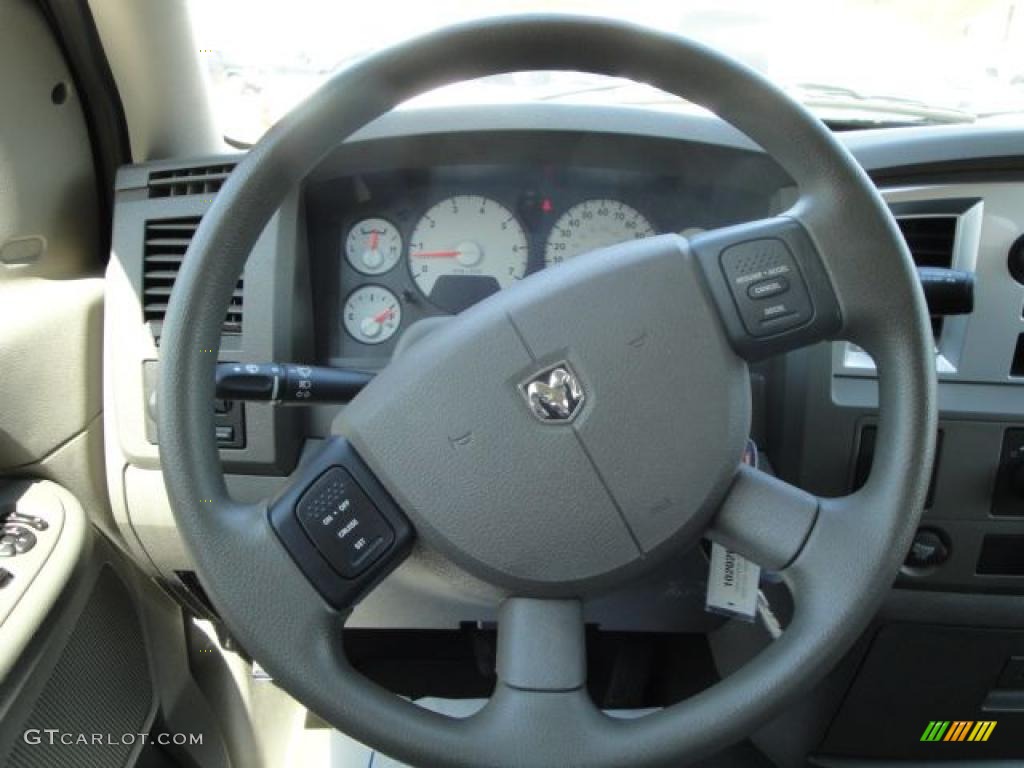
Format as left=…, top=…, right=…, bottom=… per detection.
left=159, top=15, right=936, bottom=767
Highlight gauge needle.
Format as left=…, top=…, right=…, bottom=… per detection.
left=369, top=230, right=379, bottom=250
left=411, top=249, right=460, bottom=259
left=372, top=307, right=396, bottom=324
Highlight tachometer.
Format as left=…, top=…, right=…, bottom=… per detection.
left=408, top=195, right=528, bottom=313
left=544, top=199, right=655, bottom=266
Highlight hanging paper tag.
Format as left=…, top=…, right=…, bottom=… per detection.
left=251, top=661, right=273, bottom=681
left=706, top=543, right=760, bottom=621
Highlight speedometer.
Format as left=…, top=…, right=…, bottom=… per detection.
left=544, top=199, right=655, bottom=266
left=408, top=195, right=528, bottom=313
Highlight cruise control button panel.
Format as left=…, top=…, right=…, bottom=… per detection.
left=268, top=438, right=414, bottom=610
left=296, top=468, right=394, bottom=578
left=720, top=239, right=813, bottom=337
left=691, top=217, right=842, bottom=361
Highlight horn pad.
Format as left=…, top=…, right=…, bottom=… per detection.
left=339, top=235, right=750, bottom=596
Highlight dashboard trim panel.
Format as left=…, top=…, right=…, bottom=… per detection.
left=103, top=103, right=1024, bottom=625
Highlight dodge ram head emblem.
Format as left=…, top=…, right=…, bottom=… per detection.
left=522, top=363, right=585, bottom=422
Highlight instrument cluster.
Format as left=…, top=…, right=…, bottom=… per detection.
left=306, top=164, right=771, bottom=362
left=341, top=194, right=664, bottom=345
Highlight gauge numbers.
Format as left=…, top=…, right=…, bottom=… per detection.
left=408, top=195, right=528, bottom=312
left=345, top=218, right=402, bottom=275
left=342, top=285, right=401, bottom=345
left=544, top=199, right=655, bottom=266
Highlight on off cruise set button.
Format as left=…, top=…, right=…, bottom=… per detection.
left=296, top=467, right=394, bottom=578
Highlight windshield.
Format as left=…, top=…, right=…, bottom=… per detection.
left=188, top=0, right=1024, bottom=144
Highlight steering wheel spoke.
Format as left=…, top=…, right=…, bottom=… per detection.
left=495, top=598, right=587, bottom=692
left=690, top=212, right=843, bottom=362
left=267, top=438, right=415, bottom=610
left=466, top=597, right=613, bottom=759
left=707, top=463, right=820, bottom=571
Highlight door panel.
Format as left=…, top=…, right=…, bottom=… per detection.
left=0, top=278, right=103, bottom=469
left=0, top=489, right=231, bottom=768
left=0, top=3, right=232, bottom=766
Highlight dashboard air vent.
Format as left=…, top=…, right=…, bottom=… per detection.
left=147, top=163, right=235, bottom=199
left=895, top=216, right=957, bottom=269
left=142, top=217, right=243, bottom=336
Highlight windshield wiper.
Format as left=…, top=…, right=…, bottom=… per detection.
left=535, top=79, right=976, bottom=126
left=536, top=82, right=637, bottom=101
left=794, top=82, right=975, bottom=125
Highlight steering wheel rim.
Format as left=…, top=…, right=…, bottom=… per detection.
left=159, top=14, right=936, bottom=767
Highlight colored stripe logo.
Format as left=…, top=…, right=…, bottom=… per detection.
left=921, top=720, right=996, bottom=742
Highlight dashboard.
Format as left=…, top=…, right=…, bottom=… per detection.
left=305, top=134, right=789, bottom=365
left=95, top=103, right=1024, bottom=765
left=103, top=105, right=1024, bottom=634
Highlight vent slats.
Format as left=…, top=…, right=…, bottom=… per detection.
left=143, top=216, right=243, bottom=336
left=895, top=215, right=959, bottom=340
left=144, top=237, right=194, bottom=249
left=895, top=216, right=958, bottom=269
left=147, top=164, right=235, bottom=199
left=143, top=285, right=243, bottom=298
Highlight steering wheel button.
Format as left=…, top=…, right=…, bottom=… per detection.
left=747, top=276, right=789, bottom=300
left=759, top=303, right=798, bottom=323
left=296, top=467, right=395, bottom=578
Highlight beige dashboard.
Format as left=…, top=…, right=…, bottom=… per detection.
left=101, top=105, right=1024, bottom=628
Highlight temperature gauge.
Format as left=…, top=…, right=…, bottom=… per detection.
left=342, top=285, right=401, bottom=345
left=345, top=218, right=402, bottom=275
